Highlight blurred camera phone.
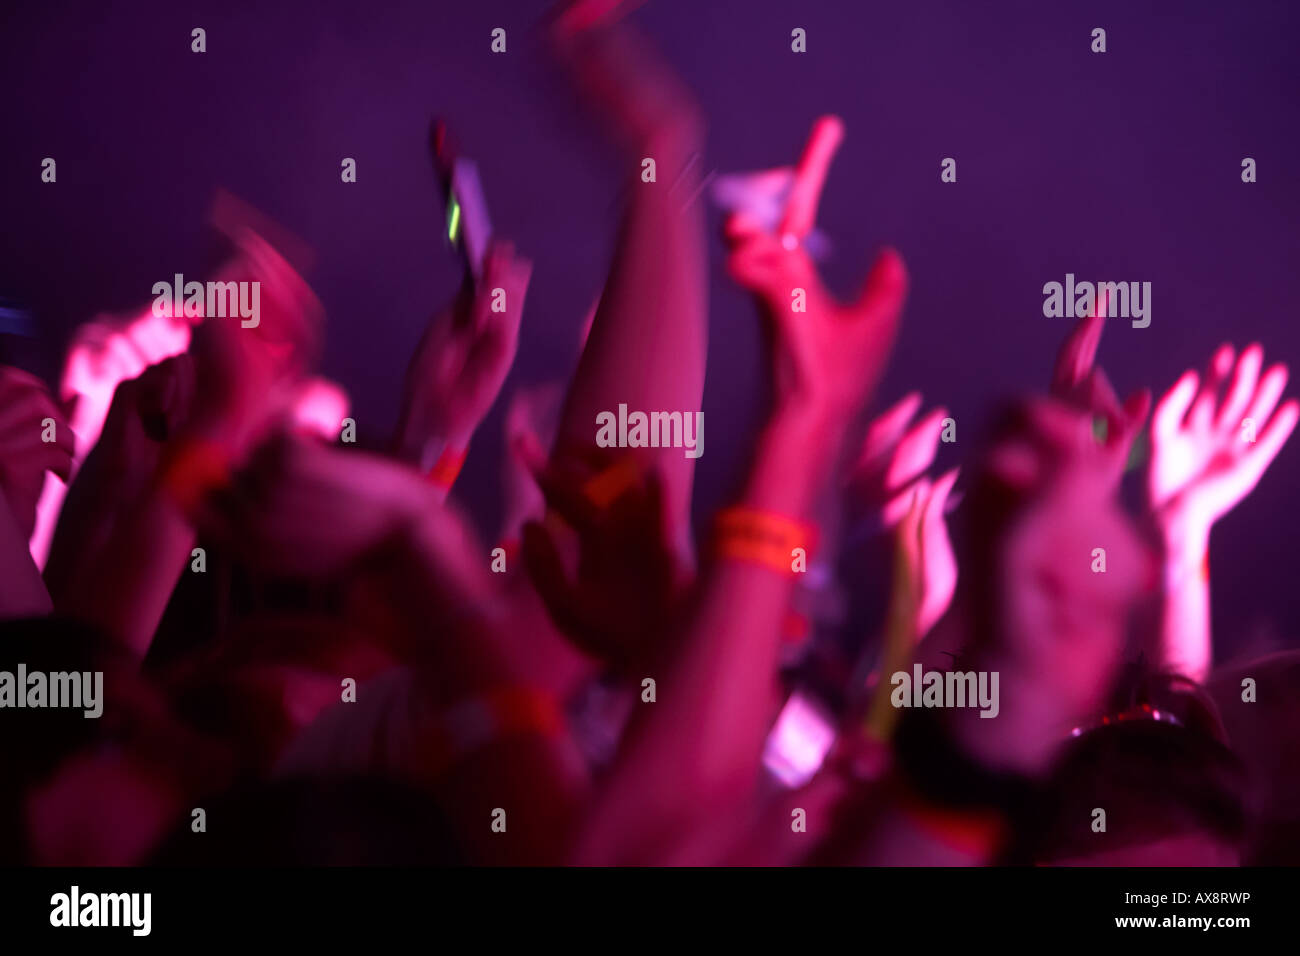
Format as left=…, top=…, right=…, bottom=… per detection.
left=431, top=120, right=492, bottom=284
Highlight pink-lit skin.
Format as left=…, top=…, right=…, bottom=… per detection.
left=0, top=368, right=73, bottom=595
left=545, top=3, right=708, bottom=567
left=290, top=377, right=351, bottom=440
left=63, top=310, right=192, bottom=455
left=575, top=116, right=909, bottom=865
left=394, top=241, right=532, bottom=491
left=502, top=382, right=564, bottom=542
left=40, top=234, right=326, bottom=657
left=29, top=310, right=192, bottom=566
left=762, top=691, right=836, bottom=787
left=842, top=399, right=1154, bottom=867
left=1149, top=345, right=1298, bottom=682
left=197, top=433, right=588, bottom=864
left=723, top=117, right=904, bottom=419
left=850, top=393, right=959, bottom=641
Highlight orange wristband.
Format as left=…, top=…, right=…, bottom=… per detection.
left=712, top=506, right=816, bottom=577
left=426, top=446, right=467, bottom=490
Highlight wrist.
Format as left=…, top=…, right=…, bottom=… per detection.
left=744, top=408, right=841, bottom=518
left=771, top=392, right=846, bottom=440
left=1156, top=510, right=1210, bottom=586
left=1157, top=505, right=1209, bottom=552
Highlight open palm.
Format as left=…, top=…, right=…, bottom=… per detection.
left=1149, top=343, right=1298, bottom=532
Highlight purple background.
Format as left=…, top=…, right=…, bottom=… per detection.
left=3, top=0, right=1298, bottom=656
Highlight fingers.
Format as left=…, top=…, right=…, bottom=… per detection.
left=853, top=247, right=908, bottom=320
left=1215, top=343, right=1263, bottom=434
left=0, top=424, right=74, bottom=483
left=725, top=224, right=812, bottom=295
left=779, top=115, right=845, bottom=240
left=0, top=367, right=49, bottom=395
left=1051, top=310, right=1105, bottom=397
left=126, top=311, right=190, bottom=365
left=1189, top=344, right=1235, bottom=432
left=924, top=467, right=960, bottom=532
left=1021, top=397, right=1092, bottom=453
left=724, top=210, right=767, bottom=242
left=885, top=406, right=949, bottom=490
left=521, top=519, right=586, bottom=636
left=859, top=392, right=924, bottom=467
left=103, top=331, right=150, bottom=384
left=1240, top=399, right=1300, bottom=483
left=1083, top=367, right=1124, bottom=425
left=1152, top=369, right=1198, bottom=440
left=1241, top=362, right=1289, bottom=434
left=918, top=467, right=960, bottom=633
left=41, top=443, right=75, bottom=484
left=712, top=168, right=795, bottom=232
left=476, top=240, right=534, bottom=339
left=881, top=481, right=922, bottom=529
left=0, top=372, right=74, bottom=476
left=0, top=382, right=61, bottom=433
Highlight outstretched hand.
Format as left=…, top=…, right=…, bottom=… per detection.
left=521, top=445, right=687, bottom=673
left=850, top=393, right=958, bottom=639
left=396, top=241, right=533, bottom=466
left=1148, top=343, right=1298, bottom=537
left=1048, top=287, right=1151, bottom=487
left=724, top=116, right=908, bottom=423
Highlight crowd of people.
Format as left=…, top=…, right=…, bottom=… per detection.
left=3, top=0, right=1298, bottom=867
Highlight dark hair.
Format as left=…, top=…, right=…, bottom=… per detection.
left=1010, top=674, right=1250, bottom=864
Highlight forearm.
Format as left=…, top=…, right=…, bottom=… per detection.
left=1155, top=515, right=1212, bottom=683
left=575, top=403, right=844, bottom=863
left=54, top=487, right=194, bottom=658
left=555, top=144, right=708, bottom=554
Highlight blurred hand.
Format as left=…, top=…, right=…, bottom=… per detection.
left=61, top=317, right=167, bottom=457
left=203, top=434, right=438, bottom=578
left=850, top=393, right=958, bottom=638
left=1049, top=288, right=1151, bottom=485
left=502, top=382, right=564, bottom=534
left=396, top=242, right=532, bottom=464
left=1148, top=343, right=1298, bottom=538
left=184, top=231, right=325, bottom=457
left=85, top=355, right=197, bottom=499
left=964, top=398, right=1151, bottom=768
left=0, top=368, right=74, bottom=537
left=724, top=116, right=907, bottom=422
left=521, top=446, right=687, bottom=672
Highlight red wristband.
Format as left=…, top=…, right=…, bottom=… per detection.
left=426, top=446, right=468, bottom=490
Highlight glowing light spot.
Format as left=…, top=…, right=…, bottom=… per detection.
left=448, top=199, right=461, bottom=242
left=762, top=691, right=835, bottom=788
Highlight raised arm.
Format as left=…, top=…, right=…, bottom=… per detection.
left=573, top=116, right=909, bottom=864
left=1147, top=344, right=1297, bottom=681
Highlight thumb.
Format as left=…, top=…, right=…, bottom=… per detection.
left=854, top=247, right=908, bottom=319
